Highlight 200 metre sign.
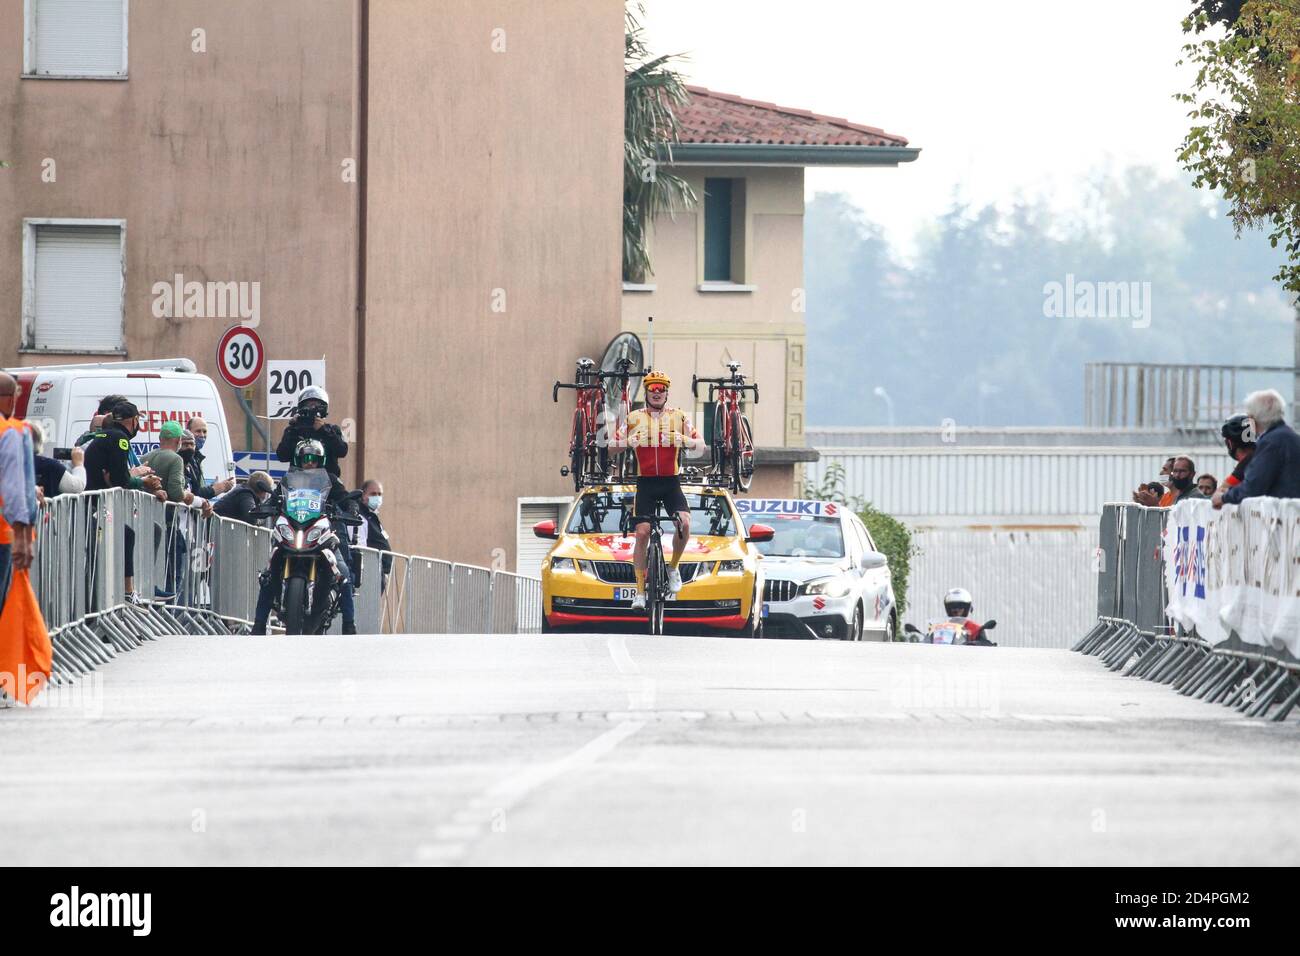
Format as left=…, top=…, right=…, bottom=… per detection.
left=268, top=360, right=326, bottom=419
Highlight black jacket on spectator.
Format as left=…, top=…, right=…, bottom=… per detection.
left=213, top=486, right=263, bottom=524
left=276, top=419, right=347, bottom=477
left=350, top=500, right=394, bottom=577
left=1223, top=421, right=1300, bottom=503
left=34, top=455, right=68, bottom=499
left=184, top=449, right=219, bottom=498
left=84, top=422, right=136, bottom=491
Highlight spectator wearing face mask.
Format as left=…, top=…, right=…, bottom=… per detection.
left=1132, top=456, right=1177, bottom=507
left=28, top=421, right=86, bottom=497
left=349, top=479, right=394, bottom=594
left=1215, top=389, right=1300, bottom=508
left=1159, top=456, right=1207, bottom=506
left=184, top=417, right=234, bottom=499
left=1196, top=474, right=1218, bottom=497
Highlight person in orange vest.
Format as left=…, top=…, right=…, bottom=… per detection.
left=0, top=373, right=37, bottom=611
left=0, top=372, right=50, bottom=705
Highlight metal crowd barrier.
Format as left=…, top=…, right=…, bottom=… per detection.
left=1073, top=500, right=1300, bottom=722
left=29, top=488, right=545, bottom=688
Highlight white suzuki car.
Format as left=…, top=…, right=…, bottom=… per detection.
left=736, top=499, right=897, bottom=642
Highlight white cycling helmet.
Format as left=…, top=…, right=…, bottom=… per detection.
left=943, top=587, right=973, bottom=618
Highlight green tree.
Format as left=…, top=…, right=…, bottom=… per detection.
left=1177, top=1, right=1300, bottom=292
left=623, top=2, right=696, bottom=282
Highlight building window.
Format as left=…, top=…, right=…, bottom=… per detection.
left=24, top=0, right=129, bottom=78
left=22, top=220, right=126, bottom=352
left=703, top=177, right=746, bottom=283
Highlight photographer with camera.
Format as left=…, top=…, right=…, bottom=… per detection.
left=275, top=386, right=347, bottom=478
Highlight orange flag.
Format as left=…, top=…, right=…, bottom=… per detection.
left=0, top=568, right=52, bottom=705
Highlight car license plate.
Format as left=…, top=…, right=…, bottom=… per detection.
left=762, top=602, right=770, bottom=618
left=614, top=586, right=637, bottom=602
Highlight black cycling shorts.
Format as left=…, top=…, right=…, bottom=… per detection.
left=633, top=476, right=688, bottom=526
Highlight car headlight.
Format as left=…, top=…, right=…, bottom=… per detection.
left=716, top=560, right=744, bottom=575
left=551, top=557, right=577, bottom=572
left=805, top=575, right=851, bottom=598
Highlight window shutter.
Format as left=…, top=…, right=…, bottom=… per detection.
left=32, top=0, right=126, bottom=77
left=33, top=225, right=124, bottom=351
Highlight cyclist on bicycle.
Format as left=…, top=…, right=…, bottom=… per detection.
left=617, top=370, right=704, bottom=609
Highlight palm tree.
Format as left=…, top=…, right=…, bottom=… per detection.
left=624, top=2, right=696, bottom=283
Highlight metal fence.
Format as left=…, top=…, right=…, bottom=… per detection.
left=1073, top=500, right=1300, bottom=722
left=28, top=488, right=543, bottom=686
left=908, top=527, right=1097, bottom=648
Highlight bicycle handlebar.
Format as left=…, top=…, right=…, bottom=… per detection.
left=691, top=375, right=760, bottom=405
left=552, top=381, right=605, bottom=402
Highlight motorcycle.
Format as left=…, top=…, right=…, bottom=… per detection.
left=903, top=618, right=998, bottom=646
left=253, top=469, right=363, bottom=635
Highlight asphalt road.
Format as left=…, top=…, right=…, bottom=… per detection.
left=2, top=634, right=1297, bottom=865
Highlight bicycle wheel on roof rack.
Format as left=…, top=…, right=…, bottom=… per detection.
left=733, top=413, right=755, bottom=493
left=568, top=411, right=586, bottom=492
left=711, top=404, right=733, bottom=488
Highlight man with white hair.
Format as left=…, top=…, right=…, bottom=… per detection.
left=1215, top=389, right=1300, bottom=507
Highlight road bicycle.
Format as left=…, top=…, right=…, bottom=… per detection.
left=692, top=361, right=759, bottom=493
left=621, top=496, right=678, bottom=636
left=554, top=357, right=649, bottom=489
left=597, top=356, right=646, bottom=482
left=553, top=357, right=607, bottom=492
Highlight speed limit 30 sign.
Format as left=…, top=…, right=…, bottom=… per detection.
left=217, top=325, right=265, bottom=388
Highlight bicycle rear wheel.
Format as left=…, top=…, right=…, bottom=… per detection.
left=733, top=413, right=755, bottom=493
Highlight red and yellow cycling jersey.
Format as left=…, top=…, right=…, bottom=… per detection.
left=622, top=407, right=699, bottom=477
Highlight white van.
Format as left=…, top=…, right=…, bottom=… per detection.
left=6, top=358, right=236, bottom=484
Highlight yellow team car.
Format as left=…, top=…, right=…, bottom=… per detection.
left=534, top=483, right=772, bottom=636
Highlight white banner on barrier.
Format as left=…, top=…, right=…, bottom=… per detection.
left=1165, top=498, right=1300, bottom=657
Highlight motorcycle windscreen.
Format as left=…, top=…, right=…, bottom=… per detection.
left=927, top=622, right=962, bottom=645
left=282, top=468, right=330, bottom=524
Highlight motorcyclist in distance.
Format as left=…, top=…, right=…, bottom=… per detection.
left=252, top=439, right=358, bottom=635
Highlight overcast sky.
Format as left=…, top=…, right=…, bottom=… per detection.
left=643, top=0, right=1199, bottom=251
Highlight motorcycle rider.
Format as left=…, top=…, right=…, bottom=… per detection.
left=1217, top=413, right=1258, bottom=493
left=251, top=439, right=358, bottom=635
left=941, top=587, right=995, bottom=646
left=276, top=386, right=348, bottom=478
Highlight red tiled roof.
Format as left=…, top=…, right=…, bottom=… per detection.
left=676, top=86, right=909, bottom=148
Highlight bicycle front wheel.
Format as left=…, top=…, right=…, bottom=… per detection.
left=646, top=541, right=666, bottom=636
left=712, top=404, right=732, bottom=485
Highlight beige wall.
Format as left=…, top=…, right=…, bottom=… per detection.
left=365, top=0, right=623, bottom=565
left=621, top=166, right=806, bottom=450
left=0, top=0, right=358, bottom=471
left=2, top=0, right=625, bottom=568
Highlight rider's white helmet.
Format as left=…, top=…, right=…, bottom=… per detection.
left=943, top=587, right=973, bottom=618
left=297, top=386, right=330, bottom=416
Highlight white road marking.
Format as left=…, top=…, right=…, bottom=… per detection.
left=608, top=635, right=656, bottom=709
left=1010, top=714, right=1115, bottom=723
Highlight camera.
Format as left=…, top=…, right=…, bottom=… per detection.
left=53, top=447, right=74, bottom=461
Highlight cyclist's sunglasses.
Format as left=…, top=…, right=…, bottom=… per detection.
left=647, top=385, right=667, bottom=394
